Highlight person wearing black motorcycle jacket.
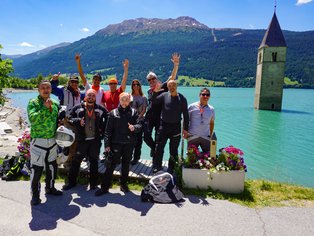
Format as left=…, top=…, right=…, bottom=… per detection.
left=95, top=92, right=141, bottom=196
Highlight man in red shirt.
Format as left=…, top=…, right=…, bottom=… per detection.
left=103, top=59, right=129, bottom=111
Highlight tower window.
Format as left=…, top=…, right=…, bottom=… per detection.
left=272, top=52, right=277, bottom=62
left=271, top=104, right=275, bottom=109
left=259, top=53, right=262, bottom=63
left=271, top=81, right=274, bottom=86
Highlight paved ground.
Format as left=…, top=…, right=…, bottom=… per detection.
left=0, top=180, right=313, bottom=236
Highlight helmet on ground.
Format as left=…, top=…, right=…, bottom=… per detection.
left=55, top=126, right=75, bottom=147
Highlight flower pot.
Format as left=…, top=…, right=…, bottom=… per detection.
left=182, top=168, right=245, bottom=194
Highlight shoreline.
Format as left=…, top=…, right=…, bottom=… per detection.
left=3, top=88, right=37, bottom=94
left=0, top=98, right=25, bottom=157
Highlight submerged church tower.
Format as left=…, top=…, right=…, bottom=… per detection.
left=254, top=9, right=287, bottom=111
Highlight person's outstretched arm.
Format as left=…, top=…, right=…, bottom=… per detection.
left=50, top=73, right=64, bottom=100
left=75, top=54, right=87, bottom=86
left=120, top=59, right=129, bottom=91
left=167, top=53, right=180, bottom=82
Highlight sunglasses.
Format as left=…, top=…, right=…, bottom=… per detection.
left=109, top=83, right=117, bottom=85
left=70, top=80, right=79, bottom=84
left=147, top=77, right=156, bottom=82
left=132, top=83, right=140, bottom=87
left=201, top=93, right=210, bottom=97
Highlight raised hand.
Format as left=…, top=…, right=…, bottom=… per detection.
left=128, top=122, right=135, bottom=132
left=75, top=53, right=81, bottom=62
left=51, top=72, right=61, bottom=81
left=123, top=59, right=129, bottom=69
left=171, top=53, right=180, bottom=66
left=44, top=98, right=52, bottom=112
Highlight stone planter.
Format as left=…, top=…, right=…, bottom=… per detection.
left=182, top=168, right=245, bottom=194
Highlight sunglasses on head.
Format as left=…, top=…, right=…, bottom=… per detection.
left=109, top=83, right=117, bottom=85
left=147, top=77, right=156, bottom=82
left=201, top=93, right=210, bottom=97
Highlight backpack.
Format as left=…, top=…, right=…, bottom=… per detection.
left=0, top=155, right=16, bottom=176
left=141, top=171, right=184, bottom=203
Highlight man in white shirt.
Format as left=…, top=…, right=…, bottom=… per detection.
left=75, top=54, right=105, bottom=105
left=188, top=88, right=215, bottom=152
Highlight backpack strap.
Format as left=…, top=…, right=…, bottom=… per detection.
left=149, top=172, right=174, bottom=191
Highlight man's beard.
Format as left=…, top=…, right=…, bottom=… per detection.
left=87, top=100, right=94, bottom=105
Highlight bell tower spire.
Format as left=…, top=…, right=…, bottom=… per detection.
left=254, top=5, right=287, bottom=111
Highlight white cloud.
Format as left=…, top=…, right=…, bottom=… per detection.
left=60, top=23, right=63, bottom=27
left=19, top=42, right=34, bottom=47
left=296, top=0, right=313, bottom=6
left=39, top=44, right=46, bottom=48
left=249, top=24, right=255, bottom=29
left=80, top=27, right=90, bottom=32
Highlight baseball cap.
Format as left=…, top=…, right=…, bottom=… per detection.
left=93, top=73, right=102, bottom=81
left=69, top=75, right=79, bottom=81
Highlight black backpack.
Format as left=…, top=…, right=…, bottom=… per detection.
left=0, top=155, right=16, bottom=176
left=141, top=171, right=184, bottom=203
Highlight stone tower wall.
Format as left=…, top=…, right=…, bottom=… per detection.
left=254, top=47, right=287, bottom=111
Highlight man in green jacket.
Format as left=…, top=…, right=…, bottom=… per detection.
left=27, top=80, right=62, bottom=206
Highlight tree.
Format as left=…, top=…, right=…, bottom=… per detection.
left=0, top=45, right=14, bottom=105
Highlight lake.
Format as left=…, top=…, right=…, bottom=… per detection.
left=7, top=86, right=314, bottom=188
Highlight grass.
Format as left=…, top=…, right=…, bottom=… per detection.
left=1, top=158, right=313, bottom=208
left=183, top=179, right=314, bottom=208
left=177, top=75, right=225, bottom=87
left=284, top=77, right=301, bottom=87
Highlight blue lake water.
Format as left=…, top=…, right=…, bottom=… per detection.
left=7, top=86, right=314, bottom=188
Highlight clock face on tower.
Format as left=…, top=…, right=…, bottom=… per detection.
left=268, top=64, right=277, bottom=73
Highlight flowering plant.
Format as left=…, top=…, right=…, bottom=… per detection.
left=184, top=144, right=216, bottom=170
left=184, top=145, right=247, bottom=172
left=214, top=146, right=247, bottom=172
left=17, top=130, right=31, bottom=160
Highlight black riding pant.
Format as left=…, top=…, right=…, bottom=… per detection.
left=143, top=117, right=160, bottom=156
left=101, top=143, right=134, bottom=190
left=68, top=139, right=101, bottom=187
left=154, top=122, right=181, bottom=169
left=132, top=120, right=144, bottom=161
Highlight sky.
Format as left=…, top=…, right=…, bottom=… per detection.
left=0, top=0, right=313, bottom=55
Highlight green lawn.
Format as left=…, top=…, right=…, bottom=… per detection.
left=183, top=179, right=314, bottom=208
left=284, top=77, right=300, bottom=86
left=177, top=76, right=225, bottom=87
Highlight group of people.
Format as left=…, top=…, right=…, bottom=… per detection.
left=27, top=53, right=215, bottom=205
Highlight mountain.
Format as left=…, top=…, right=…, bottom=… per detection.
left=10, top=42, right=71, bottom=68
left=96, top=16, right=209, bottom=35
left=2, top=54, right=23, bottom=60
left=11, top=17, right=314, bottom=88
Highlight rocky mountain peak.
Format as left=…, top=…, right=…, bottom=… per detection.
left=95, top=16, right=209, bottom=35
